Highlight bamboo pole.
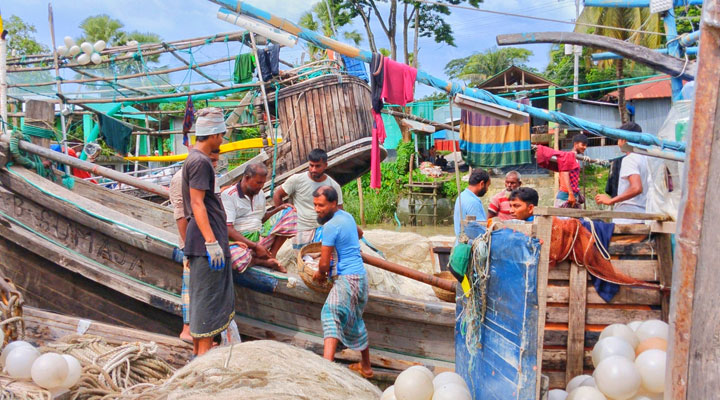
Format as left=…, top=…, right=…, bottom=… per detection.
left=357, top=177, right=365, bottom=226
left=361, top=252, right=456, bottom=292
left=48, top=4, right=71, bottom=175
left=7, top=31, right=249, bottom=72
left=8, top=56, right=236, bottom=88
left=0, top=29, right=6, bottom=135
left=164, top=45, right=226, bottom=87
left=71, top=66, right=150, bottom=96
left=130, top=122, right=267, bottom=136
left=219, top=0, right=687, bottom=153
left=248, top=33, right=276, bottom=141
left=0, top=134, right=169, bottom=198
left=57, top=83, right=258, bottom=104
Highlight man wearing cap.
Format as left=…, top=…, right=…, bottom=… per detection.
left=181, top=107, right=234, bottom=356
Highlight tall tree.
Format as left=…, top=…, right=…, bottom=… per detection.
left=575, top=7, right=663, bottom=122
left=298, top=1, right=363, bottom=60
left=445, top=46, right=533, bottom=86
left=77, top=14, right=126, bottom=45
left=4, top=15, right=49, bottom=56
left=338, top=0, right=481, bottom=61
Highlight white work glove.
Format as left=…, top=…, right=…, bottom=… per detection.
left=205, top=241, right=226, bottom=271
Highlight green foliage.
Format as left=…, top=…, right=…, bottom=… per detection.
left=395, top=141, right=415, bottom=175
left=298, top=1, right=363, bottom=59
left=77, top=15, right=162, bottom=62
left=445, top=46, right=533, bottom=86
left=417, top=91, right=449, bottom=104
left=676, top=6, right=701, bottom=35
left=5, top=15, right=49, bottom=56
left=581, top=164, right=609, bottom=210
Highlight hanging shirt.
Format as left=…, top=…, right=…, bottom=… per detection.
left=380, top=57, right=417, bottom=106
left=453, top=188, right=487, bottom=239
left=220, top=183, right=265, bottom=234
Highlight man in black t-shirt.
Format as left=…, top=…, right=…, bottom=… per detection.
left=181, top=107, right=234, bottom=356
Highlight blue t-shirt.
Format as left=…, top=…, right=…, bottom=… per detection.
left=322, top=209, right=365, bottom=276
left=454, top=188, right=487, bottom=238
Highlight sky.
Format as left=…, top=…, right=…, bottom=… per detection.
left=3, top=0, right=579, bottom=98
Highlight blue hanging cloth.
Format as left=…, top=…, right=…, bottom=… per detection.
left=340, top=54, right=368, bottom=82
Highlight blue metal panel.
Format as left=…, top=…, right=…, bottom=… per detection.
left=456, top=224, right=540, bottom=399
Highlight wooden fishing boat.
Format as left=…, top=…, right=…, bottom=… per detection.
left=0, top=157, right=452, bottom=382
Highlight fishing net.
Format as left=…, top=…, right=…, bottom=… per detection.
left=133, top=340, right=381, bottom=400
left=276, top=229, right=454, bottom=300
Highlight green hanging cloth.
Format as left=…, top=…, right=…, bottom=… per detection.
left=234, top=53, right=256, bottom=84
left=98, top=113, right=133, bottom=154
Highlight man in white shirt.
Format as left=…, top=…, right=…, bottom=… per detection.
left=221, top=163, right=297, bottom=273
left=595, top=122, right=649, bottom=224
left=272, top=148, right=343, bottom=250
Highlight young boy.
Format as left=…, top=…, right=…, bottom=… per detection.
left=509, top=187, right=539, bottom=222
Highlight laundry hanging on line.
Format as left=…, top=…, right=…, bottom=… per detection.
left=340, top=54, right=368, bottom=82
left=97, top=113, right=133, bottom=155
left=380, top=56, right=417, bottom=106
left=256, top=44, right=280, bottom=82
left=233, top=53, right=256, bottom=84
left=182, top=95, right=194, bottom=147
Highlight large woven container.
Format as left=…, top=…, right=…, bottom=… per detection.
left=432, top=271, right=457, bottom=303
left=297, top=242, right=333, bottom=294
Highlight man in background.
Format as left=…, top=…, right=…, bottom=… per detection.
left=454, top=168, right=491, bottom=239
left=488, top=171, right=522, bottom=221
left=509, top=187, right=539, bottom=222
left=555, top=134, right=588, bottom=208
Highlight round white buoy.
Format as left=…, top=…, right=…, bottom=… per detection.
left=56, top=45, right=68, bottom=57
left=61, top=354, right=82, bottom=389
left=68, top=45, right=81, bottom=57
left=1, top=341, right=34, bottom=367
left=627, top=321, right=643, bottom=332
left=406, top=365, right=434, bottom=382
left=31, top=353, right=69, bottom=389
left=599, top=323, right=639, bottom=349
left=64, top=36, right=74, bottom=48
left=635, top=320, right=669, bottom=342
left=566, top=374, right=592, bottom=393
left=91, top=53, right=102, bottom=65
left=77, top=53, right=91, bottom=65
left=567, top=386, right=607, bottom=400
left=93, top=40, right=107, bottom=52
left=381, top=385, right=397, bottom=400
left=394, top=367, right=434, bottom=400
left=592, top=336, right=636, bottom=367
left=635, top=349, right=666, bottom=394
left=628, top=390, right=663, bottom=400
left=431, top=383, right=471, bottom=400
left=80, top=42, right=94, bottom=55
left=127, top=40, right=139, bottom=47
left=432, top=372, right=468, bottom=391
left=594, top=355, right=641, bottom=400
left=548, top=389, right=568, bottom=400
left=4, top=346, right=40, bottom=379
left=580, top=376, right=596, bottom=388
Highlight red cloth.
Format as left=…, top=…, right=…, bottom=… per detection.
left=535, top=144, right=579, bottom=172
left=434, top=139, right=459, bottom=152
left=380, top=57, right=417, bottom=106
left=370, top=111, right=386, bottom=189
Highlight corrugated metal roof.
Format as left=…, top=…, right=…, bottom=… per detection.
left=605, top=76, right=672, bottom=100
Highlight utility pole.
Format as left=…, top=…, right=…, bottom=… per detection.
left=573, top=0, right=580, bottom=99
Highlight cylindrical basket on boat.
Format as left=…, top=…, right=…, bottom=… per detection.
left=298, top=242, right=333, bottom=294
left=432, top=271, right=457, bottom=303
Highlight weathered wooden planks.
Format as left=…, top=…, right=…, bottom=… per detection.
left=565, top=263, right=588, bottom=383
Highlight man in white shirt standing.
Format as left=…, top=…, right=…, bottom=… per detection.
left=272, top=148, right=343, bottom=250
left=595, top=122, right=649, bottom=224
left=221, top=163, right=297, bottom=273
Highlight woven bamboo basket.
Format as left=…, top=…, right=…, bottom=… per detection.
left=297, top=242, right=333, bottom=294
left=432, top=271, right=457, bottom=303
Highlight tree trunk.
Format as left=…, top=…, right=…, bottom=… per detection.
left=389, top=0, right=398, bottom=60
left=616, top=59, right=628, bottom=123
left=403, top=2, right=410, bottom=65
left=413, top=5, right=420, bottom=68
left=355, top=4, right=378, bottom=52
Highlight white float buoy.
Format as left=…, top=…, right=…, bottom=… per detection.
left=594, top=355, right=642, bottom=400
left=406, top=365, right=434, bottom=382
left=93, top=40, right=106, bottom=52
left=68, top=45, right=81, bottom=57
left=566, top=374, right=592, bottom=393
left=567, top=386, right=607, bottom=400
left=31, top=353, right=69, bottom=389
left=64, top=36, right=75, bottom=48
left=580, top=376, right=596, bottom=388
left=592, top=336, right=636, bottom=367
left=548, top=389, right=569, bottom=400
left=432, top=371, right=468, bottom=391
left=1, top=341, right=34, bottom=367
left=431, top=383, right=471, bottom=400
left=599, top=323, right=639, bottom=349
left=635, top=320, right=669, bottom=342
left=627, top=321, right=642, bottom=332
left=77, top=53, right=91, bottom=65
left=56, top=45, right=68, bottom=57
left=4, top=346, right=40, bottom=379
left=628, top=390, right=663, bottom=400
left=380, top=385, right=397, bottom=400
left=394, top=367, right=434, bottom=400
left=91, top=53, right=102, bottom=65
left=61, top=354, right=82, bottom=389
left=635, top=349, right=666, bottom=394
left=80, top=42, right=94, bottom=55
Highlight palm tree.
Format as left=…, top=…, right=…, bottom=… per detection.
left=77, top=15, right=126, bottom=46
left=575, top=7, right=663, bottom=122
left=299, top=2, right=363, bottom=60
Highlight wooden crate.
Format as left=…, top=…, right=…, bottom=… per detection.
left=537, top=223, right=673, bottom=390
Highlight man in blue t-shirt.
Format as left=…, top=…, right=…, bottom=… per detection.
left=312, top=185, right=373, bottom=379
left=454, top=168, right=491, bottom=239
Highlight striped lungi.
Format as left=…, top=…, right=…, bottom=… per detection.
left=321, top=274, right=369, bottom=351
left=181, top=258, right=190, bottom=324
left=229, top=208, right=297, bottom=272
left=292, top=226, right=324, bottom=250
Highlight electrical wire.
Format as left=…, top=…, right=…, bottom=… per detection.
left=415, top=0, right=669, bottom=36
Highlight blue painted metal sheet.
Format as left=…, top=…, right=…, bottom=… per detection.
left=456, top=223, right=541, bottom=399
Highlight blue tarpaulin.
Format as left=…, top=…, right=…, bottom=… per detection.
left=456, top=223, right=540, bottom=399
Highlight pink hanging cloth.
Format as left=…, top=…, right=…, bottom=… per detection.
left=380, top=57, right=418, bottom=106
left=370, top=111, right=386, bottom=188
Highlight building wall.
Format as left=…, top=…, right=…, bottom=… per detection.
left=560, top=98, right=672, bottom=136
left=633, top=98, right=672, bottom=135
